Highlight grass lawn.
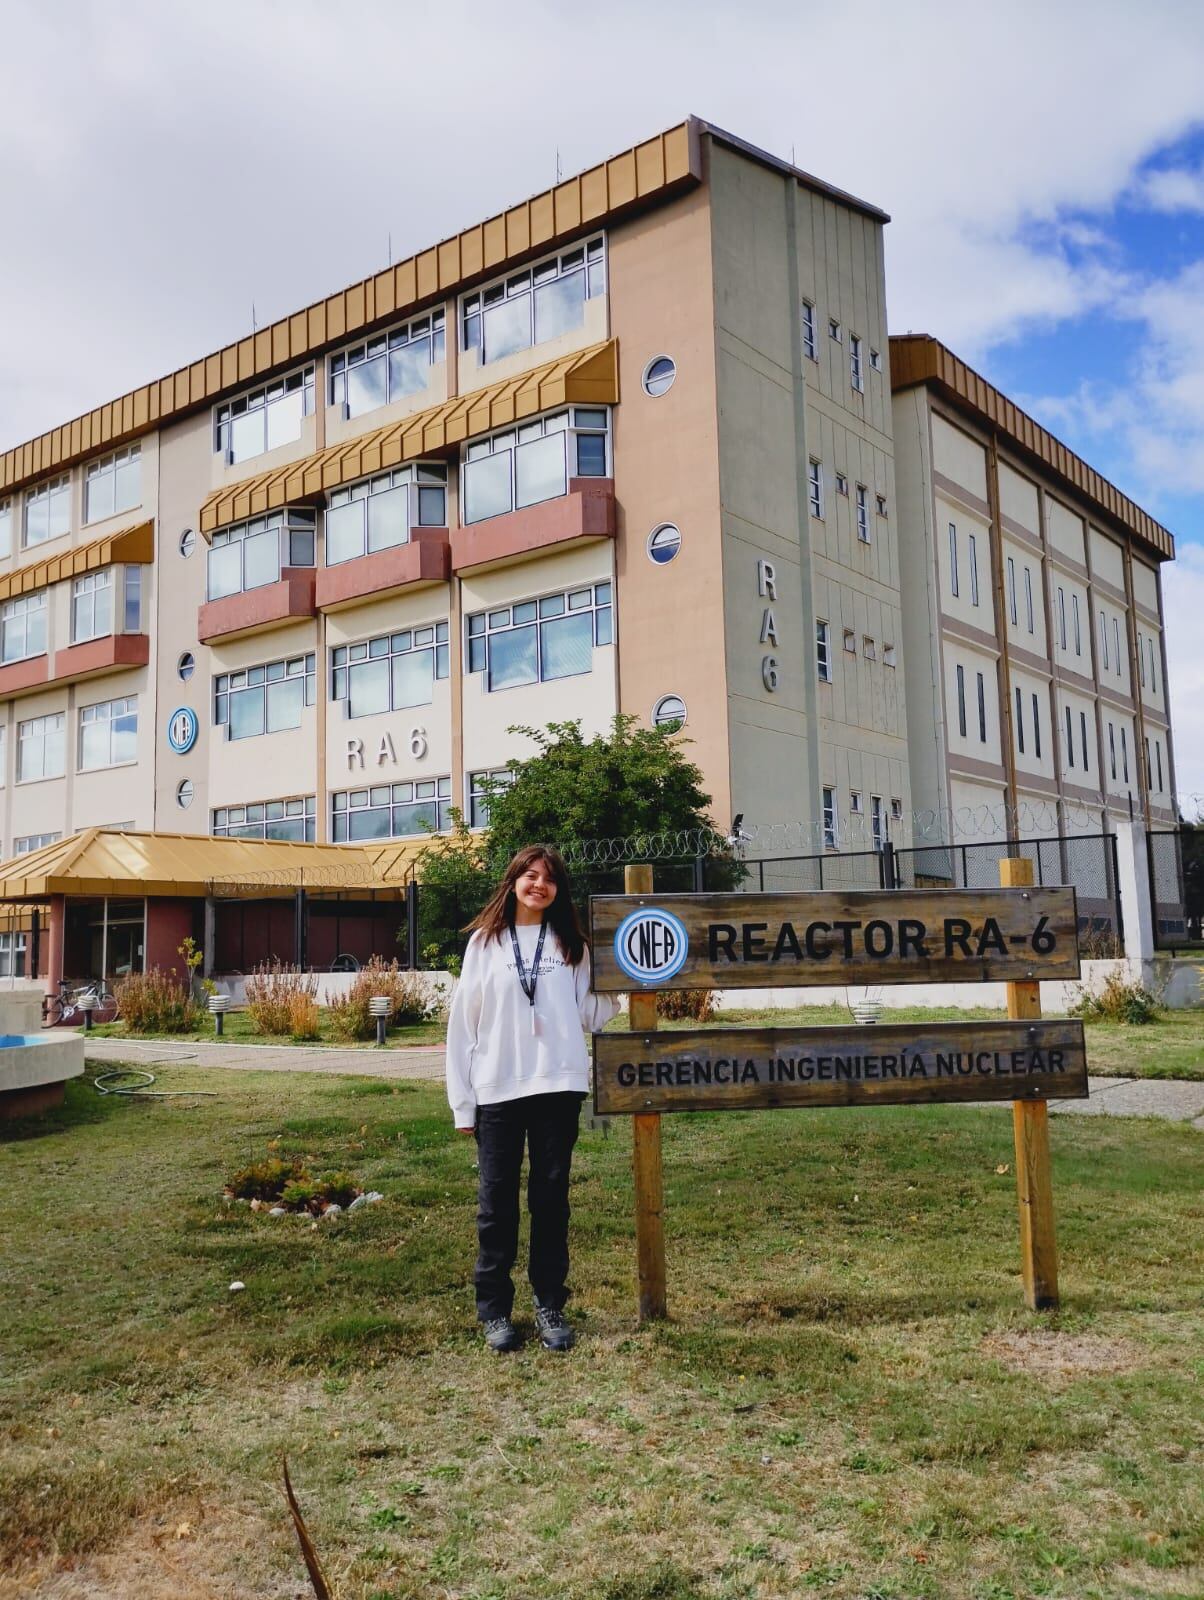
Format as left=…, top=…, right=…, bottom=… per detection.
left=88, top=1007, right=446, bottom=1050
left=1, top=1069, right=1201, bottom=1599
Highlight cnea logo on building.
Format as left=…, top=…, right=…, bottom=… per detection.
left=613, top=907, right=690, bottom=987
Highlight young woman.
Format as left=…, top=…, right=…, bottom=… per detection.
left=446, top=844, right=619, bottom=1353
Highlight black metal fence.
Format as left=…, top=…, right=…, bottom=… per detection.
left=1147, top=827, right=1202, bottom=948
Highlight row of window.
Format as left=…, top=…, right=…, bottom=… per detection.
left=0, top=568, right=142, bottom=665
left=819, top=787, right=901, bottom=851
left=800, top=301, right=882, bottom=391
left=808, top=462, right=886, bottom=536
left=208, top=771, right=499, bottom=843
left=816, top=622, right=897, bottom=681
left=0, top=697, right=138, bottom=784
left=0, top=448, right=143, bottom=558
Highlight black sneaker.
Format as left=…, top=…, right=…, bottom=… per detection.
left=533, top=1304, right=575, bottom=1352
left=482, top=1315, right=520, bottom=1354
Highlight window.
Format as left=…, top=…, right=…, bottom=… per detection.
left=1015, top=686, right=1024, bottom=755
left=79, top=696, right=138, bottom=770
left=856, top=485, right=869, bottom=543
left=956, top=664, right=967, bottom=737
left=652, top=694, right=687, bottom=729
left=1108, top=721, right=1116, bottom=780
left=801, top=301, right=817, bottom=360
left=215, top=368, right=315, bottom=463
left=829, top=318, right=842, bottom=343
left=176, top=779, right=194, bottom=810
left=213, top=796, right=316, bottom=842
left=0, top=930, right=27, bottom=978
left=1024, top=567, right=1034, bottom=634
left=862, top=635, right=876, bottom=659
left=808, top=460, right=823, bottom=519
left=969, top=534, right=979, bottom=607
left=850, top=790, right=862, bottom=814
left=24, top=475, right=69, bottom=547
left=850, top=335, right=864, bottom=392
left=1121, top=725, right=1129, bottom=783
left=207, top=509, right=315, bottom=600
left=875, top=493, right=887, bottom=517
left=1057, top=587, right=1067, bottom=650
left=332, top=778, right=452, bottom=841
left=842, top=627, right=856, bottom=653
left=468, top=768, right=514, bottom=828
left=217, top=653, right=317, bottom=739
left=326, top=464, right=447, bottom=564
left=869, top=348, right=882, bottom=372
left=822, top=786, right=837, bottom=849
left=871, top=796, right=884, bottom=851
left=647, top=524, right=681, bottom=565
left=332, top=627, right=448, bottom=718
left=1156, top=740, right=1163, bottom=791
left=17, top=713, right=65, bottom=781
left=179, top=528, right=196, bottom=559
left=0, top=500, right=10, bottom=560
left=467, top=584, right=611, bottom=692
left=84, top=445, right=141, bottom=523
left=1113, top=617, right=1122, bottom=677
left=14, top=832, right=60, bottom=855
left=1065, top=705, right=1074, bottom=768
left=891, top=797, right=903, bottom=820
left=883, top=644, right=897, bottom=667
left=835, top=472, right=849, bottom=496
left=72, top=571, right=113, bottom=643
left=462, top=407, right=608, bottom=524
left=1081, top=711, right=1089, bottom=772
left=178, top=652, right=195, bottom=681
left=1138, top=632, right=1146, bottom=687
left=462, top=236, right=605, bottom=363
left=1, top=592, right=46, bottom=663
left=977, top=671, right=987, bottom=742
left=1032, top=692, right=1041, bottom=760
left=1007, top=557, right=1017, bottom=626
left=330, top=312, right=445, bottom=418
left=642, top=356, right=677, bottom=397
left=124, top=566, right=142, bottom=632
left=1100, top=609, right=1109, bottom=671
left=1149, top=637, right=1158, bottom=694
left=816, top=621, right=832, bottom=683
left=1072, top=593, right=1081, bottom=655
left=1145, top=735, right=1152, bottom=785
left=949, top=524, right=959, bottom=597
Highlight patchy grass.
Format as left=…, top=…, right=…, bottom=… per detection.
left=88, top=1005, right=446, bottom=1050
left=0, top=1068, right=1201, bottom=1598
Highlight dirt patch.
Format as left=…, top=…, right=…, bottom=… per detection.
left=981, top=1329, right=1143, bottom=1378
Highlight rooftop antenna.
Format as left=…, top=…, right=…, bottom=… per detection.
left=251, top=301, right=257, bottom=332
left=791, top=143, right=796, bottom=167
left=387, top=231, right=392, bottom=266
left=555, top=147, right=562, bottom=183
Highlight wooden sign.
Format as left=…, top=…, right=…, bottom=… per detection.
left=594, top=1019, right=1088, bottom=1115
left=590, top=887, right=1080, bottom=991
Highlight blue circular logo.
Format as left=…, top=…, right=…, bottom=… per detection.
left=166, top=706, right=198, bottom=755
left=613, top=908, right=690, bottom=987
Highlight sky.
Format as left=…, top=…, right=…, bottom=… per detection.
left=2, top=0, right=1204, bottom=803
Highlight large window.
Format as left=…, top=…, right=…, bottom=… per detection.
left=332, top=625, right=449, bottom=719
left=212, top=796, right=316, bottom=841
left=24, top=475, right=70, bottom=547
left=468, top=768, right=514, bottom=828
left=79, top=696, right=138, bottom=770
left=462, top=408, right=609, bottom=525
left=215, top=653, right=316, bottom=740
left=326, top=465, right=447, bottom=565
left=72, top=571, right=113, bottom=642
left=17, top=713, right=65, bottom=782
left=207, top=510, right=316, bottom=600
left=1, top=592, right=46, bottom=663
left=84, top=445, right=141, bottom=523
left=330, top=311, right=446, bottom=417
left=466, top=583, right=611, bottom=692
left=462, top=237, right=605, bottom=364
left=215, top=368, right=315, bottom=463
left=0, top=931, right=26, bottom=977
left=332, top=778, right=452, bottom=841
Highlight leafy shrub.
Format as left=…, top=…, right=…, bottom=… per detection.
left=245, top=963, right=319, bottom=1036
left=287, top=991, right=321, bottom=1041
left=327, top=958, right=441, bottom=1041
left=116, top=968, right=200, bottom=1034
left=1072, top=968, right=1161, bottom=1024
left=315, top=1171, right=359, bottom=1208
left=230, top=1159, right=361, bottom=1212
left=228, top=1156, right=306, bottom=1201
left=656, top=988, right=717, bottom=1022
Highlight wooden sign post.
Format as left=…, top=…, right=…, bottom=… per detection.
left=625, top=863, right=667, bottom=1322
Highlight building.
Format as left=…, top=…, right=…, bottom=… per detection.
left=0, top=116, right=1177, bottom=986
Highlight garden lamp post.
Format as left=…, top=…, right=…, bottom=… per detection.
left=369, top=994, right=392, bottom=1047
left=208, top=993, right=230, bottom=1038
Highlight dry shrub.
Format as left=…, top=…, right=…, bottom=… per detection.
left=656, top=988, right=717, bottom=1022
left=287, top=991, right=321, bottom=1042
left=327, top=957, right=440, bottom=1041
left=1072, top=968, right=1161, bottom=1024
left=245, top=963, right=319, bottom=1036
left=116, top=968, right=200, bottom=1034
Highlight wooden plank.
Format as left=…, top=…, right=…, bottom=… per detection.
left=625, top=864, right=666, bottom=1322
left=1001, top=855, right=1060, bottom=1310
left=594, top=1020, right=1087, bottom=1116
left=590, top=887, right=1080, bottom=991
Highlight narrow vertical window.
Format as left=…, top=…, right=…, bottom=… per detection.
left=949, top=524, right=959, bottom=598
left=956, top=664, right=966, bottom=737
left=1072, top=593, right=1081, bottom=655
left=1149, top=637, right=1158, bottom=695
left=816, top=620, right=832, bottom=682
left=1032, top=692, right=1041, bottom=759
left=856, top=485, right=870, bottom=543
left=871, top=795, right=884, bottom=851
left=1024, top=567, right=1034, bottom=633
left=808, top=460, right=823, bottom=519
left=977, top=671, right=987, bottom=742
left=1081, top=711, right=1089, bottom=772
left=1007, top=557, right=1017, bottom=626
left=1138, top=632, right=1146, bottom=686
left=1144, top=736, right=1152, bottom=785
left=1015, top=685, right=1024, bottom=753
left=801, top=301, right=817, bottom=360
left=1121, top=725, right=1129, bottom=783
left=822, top=786, right=836, bottom=848
left=1100, top=610, right=1109, bottom=671
left=850, top=335, right=864, bottom=392
left=1156, top=740, right=1163, bottom=791
left=1057, top=587, right=1066, bottom=650
left=1065, top=704, right=1073, bottom=767
left=969, top=534, right=979, bottom=606
left=1113, top=616, right=1122, bottom=677
left=1108, top=722, right=1116, bottom=780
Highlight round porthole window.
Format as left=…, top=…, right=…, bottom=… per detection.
left=652, top=694, right=687, bottom=729
left=177, top=652, right=195, bottom=681
left=176, top=779, right=194, bottom=810
left=179, top=528, right=196, bottom=558
left=647, top=523, right=681, bottom=565
left=642, top=355, right=677, bottom=397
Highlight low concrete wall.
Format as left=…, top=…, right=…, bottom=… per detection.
left=211, top=970, right=455, bottom=1008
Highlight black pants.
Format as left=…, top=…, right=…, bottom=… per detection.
left=473, top=1091, right=583, bottom=1322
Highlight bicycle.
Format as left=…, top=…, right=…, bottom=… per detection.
left=44, top=977, right=120, bottom=1027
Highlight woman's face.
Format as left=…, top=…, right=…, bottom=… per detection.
left=514, top=858, right=558, bottom=914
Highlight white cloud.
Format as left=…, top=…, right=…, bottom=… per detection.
left=1133, top=163, right=1204, bottom=213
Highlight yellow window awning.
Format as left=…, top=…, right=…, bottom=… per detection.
left=0, top=520, right=155, bottom=605
left=199, top=339, right=619, bottom=536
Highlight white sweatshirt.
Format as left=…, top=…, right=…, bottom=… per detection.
left=445, top=924, right=620, bottom=1128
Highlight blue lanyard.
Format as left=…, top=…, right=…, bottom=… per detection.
left=510, top=918, right=548, bottom=1008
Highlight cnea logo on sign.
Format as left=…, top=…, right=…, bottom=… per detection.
left=613, top=908, right=690, bottom=987
left=166, top=706, right=198, bottom=755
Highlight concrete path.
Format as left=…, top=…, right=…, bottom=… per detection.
left=81, top=1038, right=1204, bottom=1128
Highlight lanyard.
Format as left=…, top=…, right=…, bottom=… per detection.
left=510, top=917, right=548, bottom=1009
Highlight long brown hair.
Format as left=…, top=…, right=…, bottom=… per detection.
left=468, top=844, right=586, bottom=966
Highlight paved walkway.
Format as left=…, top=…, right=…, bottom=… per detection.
left=81, top=1038, right=1204, bottom=1128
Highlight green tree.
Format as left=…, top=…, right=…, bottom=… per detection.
left=411, top=816, right=491, bottom=971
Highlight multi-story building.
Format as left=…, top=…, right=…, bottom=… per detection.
left=891, top=336, right=1175, bottom=844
